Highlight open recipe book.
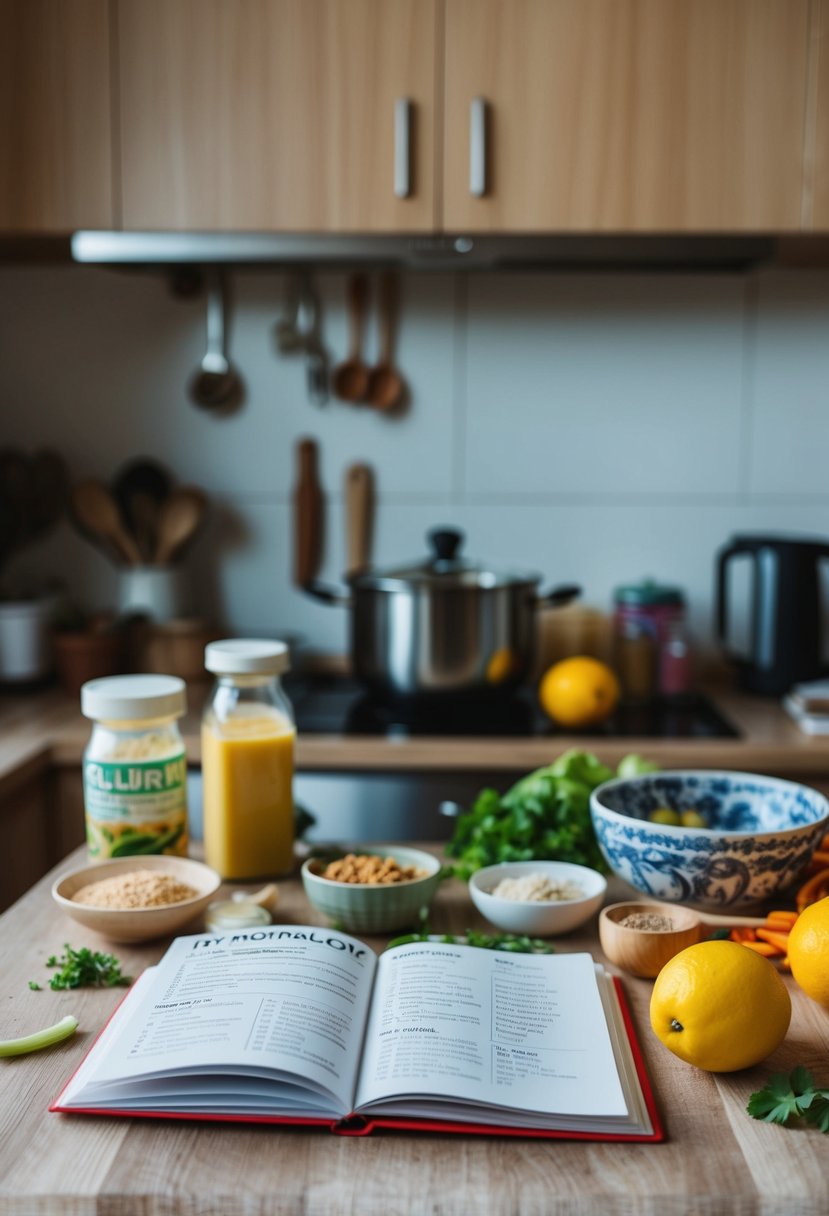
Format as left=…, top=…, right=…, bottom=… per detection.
left=52, top=927, right=663, bottom=1141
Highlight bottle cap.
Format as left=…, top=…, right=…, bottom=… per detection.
left=81, top=674, right=187, bottom=721
left=205, top=639, right=290, bottom=676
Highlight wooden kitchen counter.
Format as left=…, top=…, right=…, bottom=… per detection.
left=2, top=683, right=829, bottom=785
left=2, top=848, right=829, bottom=1215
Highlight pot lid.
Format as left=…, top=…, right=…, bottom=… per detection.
left=352, top=528, right=541, bottom=591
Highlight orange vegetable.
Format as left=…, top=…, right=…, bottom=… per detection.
left=796, top=867, right=829, bottom=912
left=741, top=940, right=780, bottom=957
left=810, top=851, right=829, bottom=868
left=756, top=928, right=791, bottom=953
left=764, top=910, right=798, bottom=927
left=729, top=927, right=758, bottom=943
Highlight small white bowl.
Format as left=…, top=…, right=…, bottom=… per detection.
left=469, top=861, right=607, bottom=937
left=52, top=855, right=222, bottom=943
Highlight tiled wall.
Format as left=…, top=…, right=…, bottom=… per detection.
left=2, top=263, right=829, bottom=658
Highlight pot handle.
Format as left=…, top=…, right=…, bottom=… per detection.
left=302, top=579, right=353, bottom=607
left=537, top=583, right=581, bottom=608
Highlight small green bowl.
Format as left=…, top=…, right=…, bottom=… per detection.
left=301, top=846, right=441, bottom=934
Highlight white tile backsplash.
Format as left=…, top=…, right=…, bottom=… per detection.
left=2, top=262, right=829, bottom=655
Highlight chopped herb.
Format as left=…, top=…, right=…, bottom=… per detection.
left=44, top=944, right=132, bottom=991
left=28, top=981, right=41, bottom=991
left=386, top=927, right=555, bottom=954
left=748, top=1067, right=829, bottom=1132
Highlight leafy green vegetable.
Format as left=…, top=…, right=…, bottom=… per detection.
left=446, top=749, right=650, bottom=879
left=616, top=753, right=661, bottom=779
left=748, top=1067, right=829, bottom=1132
left=386, top=929, right=556, bottom=954
left=28, top=981, right=41, bottom=991
left=0, top=1014, right=78, bottom=1057
left=44, top=945, right=132, bottom=991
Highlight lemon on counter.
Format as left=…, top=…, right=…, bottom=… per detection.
left=538, top=656, right=620, bottom=729
left=788, top=896, right=829, bottom=1009
left=650, top=940, right=791, bottom=1072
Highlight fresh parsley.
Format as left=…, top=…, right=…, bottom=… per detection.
left=42, top=945, right=132, bottom=991
left=748, top=1067, right=829, bottom=1132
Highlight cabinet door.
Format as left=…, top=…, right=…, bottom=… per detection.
left=443, top=0, right=810, bottom=232
left=0, top=0, right=113, bottom=232
left=118, top=0, right=438, bottom=231
left=810, top=0, right=829, bottom=228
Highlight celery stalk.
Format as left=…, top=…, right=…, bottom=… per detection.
left=0, top=1014, right=78, bottom=1057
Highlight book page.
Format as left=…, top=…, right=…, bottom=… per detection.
left=58, top=927, right=376, bottom=1116
left=355, top=945, right=628, bottom=1120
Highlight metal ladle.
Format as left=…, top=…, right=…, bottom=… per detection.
left=189, top=270, right=243, bottom=412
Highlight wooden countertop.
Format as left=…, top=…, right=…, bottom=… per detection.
left=2, top=847, right=829, bottom=1215
left=2, top=685, right=829, bottom=792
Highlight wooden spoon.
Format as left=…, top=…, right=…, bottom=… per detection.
left=71, top=479, right=143, bottom=566
left=366, top=272, right=405, bottom=411
left=113, top=459, right=172, bottom=563
left=599, top=901, right=769, bottom=979
left=154, top=487, right=207, bottom=566
left=332, top=274, right=371, bottom=404
left=292, top=438, right=324, bottom=587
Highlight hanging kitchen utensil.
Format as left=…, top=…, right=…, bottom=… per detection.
left=344, top=463, right=374, bottom=576
left=70, top=479, right=143, bottom=566
left=292, top=438, right=324, bottom=587
left=274, top=272, right=329, bottom=406
left=154, top=486, right=208, bottom=565
left=366, top=272, right=405, bottom=411
left=189, top=269, right=243, bottom=412
left=113, top=458, right=172, bottom=564
left=332, top=274, right=371, bottom=404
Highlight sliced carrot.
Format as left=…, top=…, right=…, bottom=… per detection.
left=741, top=940, right=780, bottom=957
left=810, top=851, right=829, bottom=868
left=764, top=910, right=798, bottom=927
left=797, top=867, right=829, bottom=911
left=756, top=928, right=791, bottom=953
left=729, top=926, right=758, bottom=942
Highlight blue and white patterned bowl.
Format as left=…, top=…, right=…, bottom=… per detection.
left=590, top=770, right=829, bottom=912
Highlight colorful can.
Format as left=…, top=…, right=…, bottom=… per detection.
left=81, top=675, right=189, bottom=859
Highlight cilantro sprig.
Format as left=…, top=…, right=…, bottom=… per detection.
left=748, top=1067, right=829, bottom=1133
left=41, top=945, right=132, bottom=991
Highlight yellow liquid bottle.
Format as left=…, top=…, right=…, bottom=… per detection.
left=202, top=640, right=295, bottom=880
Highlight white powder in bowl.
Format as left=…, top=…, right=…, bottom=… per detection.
left=490, top=873, right=585, bottom=903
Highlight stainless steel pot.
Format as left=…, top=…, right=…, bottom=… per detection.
left=304, top=528, right=579, bottom=697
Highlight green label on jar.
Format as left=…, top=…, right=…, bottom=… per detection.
left=83, top=753, right=188, bottom=858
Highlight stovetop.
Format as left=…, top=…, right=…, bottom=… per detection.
left=285, top=675, right=739, bottom=739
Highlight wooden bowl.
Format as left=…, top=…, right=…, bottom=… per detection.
left=598, top=901, right=703, bottom=978
left=52, top=855, right=222, bottom=943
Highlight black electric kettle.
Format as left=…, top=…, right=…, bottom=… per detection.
left=716, top=534, right=829, bottom=695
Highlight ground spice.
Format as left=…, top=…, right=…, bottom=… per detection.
left=491, top=873, right=585, bottom=903
left=619, top=911, right=675, bottom=931
left=73, top=870, right=198, bottom=909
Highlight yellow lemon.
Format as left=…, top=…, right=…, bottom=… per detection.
left=538, top=656, right=620, bottom=728
left=788, top=896, right=829, bottom=1009
left=650, top=940, right=791, bottom=1072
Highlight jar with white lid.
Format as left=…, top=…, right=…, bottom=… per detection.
left=81, top=674, right=189, bottom=859
left=201, top=639, right=295, bottom=880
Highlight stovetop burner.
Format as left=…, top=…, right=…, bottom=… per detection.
left=286, top=675, right=739, bottom=739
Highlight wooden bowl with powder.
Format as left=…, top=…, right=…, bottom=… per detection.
left=52, top=856, right=221, bottom=943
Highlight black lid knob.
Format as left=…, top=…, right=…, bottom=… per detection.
left=428, top=528, right=464, bottom=563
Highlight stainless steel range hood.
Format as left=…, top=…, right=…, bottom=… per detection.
left=70, top=231, right=780, bottom=271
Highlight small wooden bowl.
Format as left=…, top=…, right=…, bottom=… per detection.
left=598, top=901, right=703, bottom=978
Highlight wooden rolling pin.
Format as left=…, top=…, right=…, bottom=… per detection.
left=292, top=438, right=324, bottom=587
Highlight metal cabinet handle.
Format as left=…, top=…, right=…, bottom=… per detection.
left=394, top=98, right=412, bottom=198
left=469, top=97, right=487, bottom=197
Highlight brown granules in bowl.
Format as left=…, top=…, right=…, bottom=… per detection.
left=619, top=911, right=675, bottom=932
left=73, top=870, right=199, bottom=909
left=321, top=854, right=428, bottom=885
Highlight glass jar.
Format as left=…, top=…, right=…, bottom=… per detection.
left=613, top=580, right=686, bottom=699
left=201, top=639, right=295, bottom=880
left=81, top=674, right=189, bottom=859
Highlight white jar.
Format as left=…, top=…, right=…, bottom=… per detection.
left=81, top=675, right=189, bottom=860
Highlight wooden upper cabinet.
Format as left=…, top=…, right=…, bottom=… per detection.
left=443, top=0, right=812, bottom=233
left=0, top=0, right=113, bottom=232
left=118, top=0, right=439, bottom=232
left=809, top=0, right=829, bottom=229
